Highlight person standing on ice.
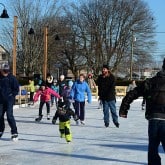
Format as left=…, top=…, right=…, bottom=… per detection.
left=52, top=101, right=78, bottom=143
left=97, top=64, right=119, bottom=128
left=119, top=58, right=165, bottom=165
left=0, top=63, right=19, bottom=141
left=70, top=73, right=92, bottom=125
left=33, top=82, right=60, bottom=122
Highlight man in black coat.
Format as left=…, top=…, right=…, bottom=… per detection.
left=0, top=63, right=19, bottom=141
left=97, top=64, right=119, bottom=128
left=119, top=59, right=165, bottom=165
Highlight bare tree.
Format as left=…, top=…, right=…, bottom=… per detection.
left=1, top=0, right=63, bottom=76
left=64, top=0, right=156, bottom=76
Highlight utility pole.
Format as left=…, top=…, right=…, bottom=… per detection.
left=43, top=26, right=48, bottom=81
left=13, top=16, right=17, bottom=76
left=130, top=30, right=136, bottom=80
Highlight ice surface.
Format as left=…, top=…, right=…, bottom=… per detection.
left=0, top=98, right=164, bottom=165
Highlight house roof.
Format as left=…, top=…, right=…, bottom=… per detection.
left=0, top=45, right=9, bottom=54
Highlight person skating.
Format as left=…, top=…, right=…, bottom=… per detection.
left=0, top=63, right=19, bottom=141
left=50, top=79, right=59, bottom=108
left=33, top=82, right=60, bottom=122
left=119, top=58, right=165, bottom=165
left=52, top=100, right=78, bottom=143
left=27, top=78, right=35, bottom=106
left=97, top=64, right=119, bottom=128
left=70, top=74, right=91, bottom=125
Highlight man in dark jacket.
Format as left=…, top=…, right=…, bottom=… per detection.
left=119, top=59, right=165, bottom=165
left=0, top=63, right=19, bottom=141
left=97, top=65, right=119, bottom=128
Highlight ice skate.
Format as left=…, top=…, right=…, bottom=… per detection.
left=11, top=134, right=18, bottom=141
left=47, top=114, right=50, bottom=120
left=80, top=120, right=85, bottom=125
left=0, top=132, right=4, bottom=138
left=35, top=115, right=43, bottom=122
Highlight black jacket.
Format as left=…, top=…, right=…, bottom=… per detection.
left=97, top=73, right=116, bottom=101
left=54, top=107, right=76, bottom=122
left=0, top=73, right=19, bottom=103
left=119, top=70, right=165, bottom=120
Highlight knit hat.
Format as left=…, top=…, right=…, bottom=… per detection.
left=1, top=63, right=10, bottom=70
left=162, top=58, right=165, bottom=70
left=103, top=64, right=109, bottom=70
left=68, top=80, right=73, bottom=87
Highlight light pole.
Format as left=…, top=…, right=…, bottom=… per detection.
left=13, top=16, right=17, bottom=76
left=130, top=30, right=136, bottom=80
left=43, top=26, right=48, bottom=81
left=12, top=16, right=34, bottom=76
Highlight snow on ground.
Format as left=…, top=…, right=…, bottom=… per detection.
left=0, top=98, right=164, bottom=165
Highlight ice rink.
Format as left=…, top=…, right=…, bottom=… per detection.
left=0, top=98, right=164, bottom=165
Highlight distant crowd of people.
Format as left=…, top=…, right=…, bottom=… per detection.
left=0, top=58, right=165, bottom=165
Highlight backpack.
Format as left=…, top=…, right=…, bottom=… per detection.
left=150, top=78, right=165, bottom=105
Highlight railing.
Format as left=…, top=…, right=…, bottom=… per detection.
left=91, top=86, right=127, bottom=99
left=15, top=86, right=29, bottom=107
left=15, top=85, right=127, bottom=106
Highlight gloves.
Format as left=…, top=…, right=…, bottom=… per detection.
left=87, top=100, right=91, bottom=103
left=119, top=104, right=130, bottom=118
left=52, top=119, right=56, bottom=125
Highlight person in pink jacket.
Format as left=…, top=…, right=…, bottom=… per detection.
left=34, top=82, right=60, bottom=122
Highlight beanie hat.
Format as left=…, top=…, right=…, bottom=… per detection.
left=68, top=80, right=73, bottom=87
left=1, top=63, right=10, bottom=70
left=103, top=64, right=109, bottom=70
left=162, top=58, right=165, bottom=70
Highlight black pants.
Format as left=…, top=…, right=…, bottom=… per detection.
left=38, top=101, right=50, bottom=116
left=148, top=120, right=165, bottom=165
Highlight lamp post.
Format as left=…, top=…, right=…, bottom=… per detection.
left=43, top=26, right=48, bottom=81
left=12, top=16, right=35, bottom=76
left=0, top=3, right=9, bottom=18
left=13, top=16, right=17, bottom=76
left=130, top=30, right=136, bottom=80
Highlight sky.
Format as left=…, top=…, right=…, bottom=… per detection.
left=144, top=0, right=165, bottom=62
left=0, top=0, right=165, bottom=62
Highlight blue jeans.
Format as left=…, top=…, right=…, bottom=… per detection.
left=0, top=96, right=18, bottom=135
left=148, top=119, right=165, bottom=165
left=102, top=100, right=118, bottom=124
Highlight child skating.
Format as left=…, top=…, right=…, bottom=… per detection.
left=33, top=82, right=60, bottom=122
left=52, top=101, right=78, bottom=143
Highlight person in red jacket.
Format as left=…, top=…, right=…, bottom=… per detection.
left=33, top=82, right=60, bottom=122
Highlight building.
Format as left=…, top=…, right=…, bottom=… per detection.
left=0, top=44, right=9, bottom=68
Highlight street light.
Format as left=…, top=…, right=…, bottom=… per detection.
left=0, top=3, right=9, bottom=18
left=12, top=16, right=35, bottom=76
left=43, top=27, right=60, bottom=81
left=43, top=26, right=48, bottom=81
left=130, top=30, right=136, bottom=80
left=13, top=16, right=18, bottom=76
